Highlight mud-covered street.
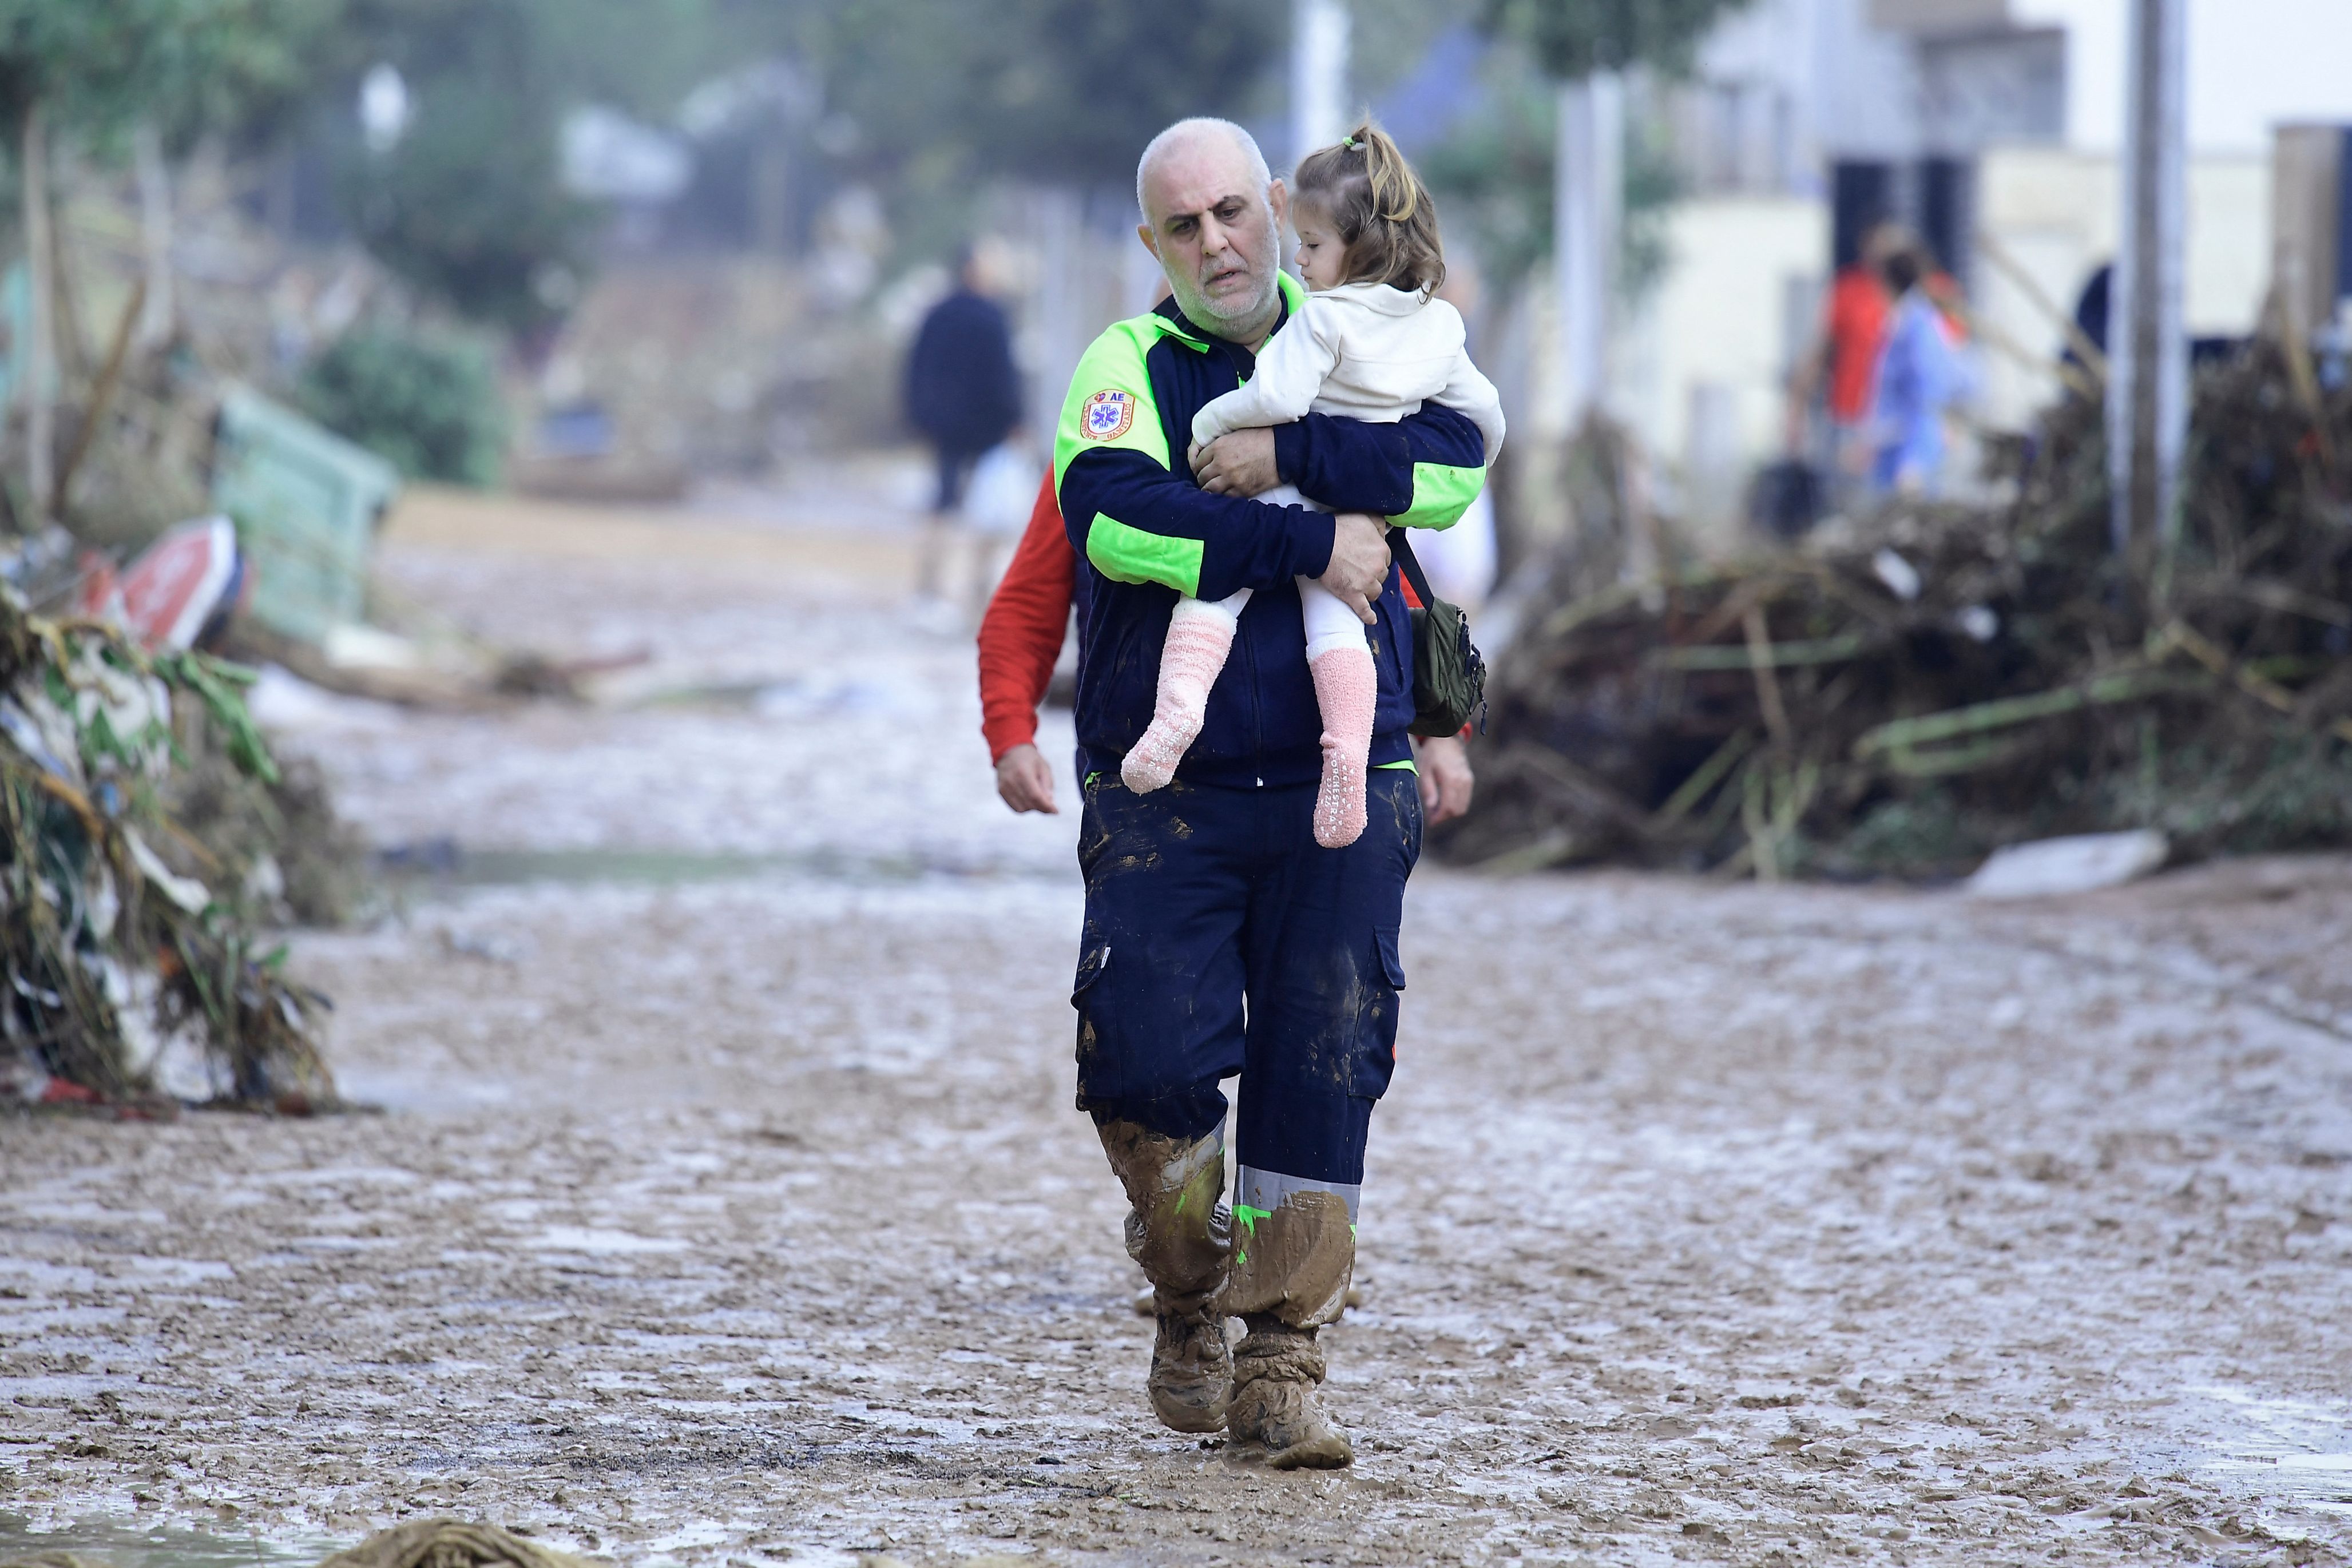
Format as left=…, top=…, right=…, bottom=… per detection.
left=5, top=486, right=2351, bottom=1567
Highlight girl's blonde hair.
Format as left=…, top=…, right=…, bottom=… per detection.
left=1291, top=121, right=1445, bottom=297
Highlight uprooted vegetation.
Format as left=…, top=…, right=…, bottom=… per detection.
left=0, top=587, right=338, bottom=1109
left=1446, top=341, right=2352, bottom=878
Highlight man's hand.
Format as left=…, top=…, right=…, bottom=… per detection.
left=1189, top=428, right=1280, bottom=497
left=994, top=743, right=1058, bottom=814
left=1414, top=734, right=1475, bottom=824
left=1318, top=513, right=1391, bottom=624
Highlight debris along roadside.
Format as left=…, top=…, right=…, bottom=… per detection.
left=0, top=573, right=335, bottom=1112
left=0, top=1521, right=600, bottom=1568
left=1445, top=340, right=2352, bottom=880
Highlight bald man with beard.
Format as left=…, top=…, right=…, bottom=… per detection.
left=1050, top=118, right=1489, bottom=1468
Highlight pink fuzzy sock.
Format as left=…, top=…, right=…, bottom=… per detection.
left=1123, top=601, right=1239, bottom=792
left=1308, top=645, right=1377, bottom=848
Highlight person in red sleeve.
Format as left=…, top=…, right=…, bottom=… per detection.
left=978, top=474, right=1078, bottom=812
left=979, top=474, right=1474, bottom=821
left=1788, top=219, right=1907, bottom=493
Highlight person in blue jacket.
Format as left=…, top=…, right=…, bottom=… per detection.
left=1869, top=245, right=1969, bottom=496
left=1052, top=117, right=1488, bottom=1469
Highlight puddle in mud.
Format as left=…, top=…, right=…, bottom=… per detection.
left=2195, top=1387, right=2352, bottom=1524
left=0, top=1512, right=339, bottom=1568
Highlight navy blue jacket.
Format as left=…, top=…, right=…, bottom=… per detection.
left=1052, top=278, right=1488, bottom=791
left=905, top=289, right=1021, bottom=454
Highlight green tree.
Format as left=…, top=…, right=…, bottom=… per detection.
left=0, top=1, right=331, bottom=145
left=1481, top=0, right=1749, bottom=79
left=0, top=0, right=335, bottom=520
left=327, top=0, right=717, bottom=330
left=718, top=0, right=1282, bottom=261
left=296, top=327, right=506, bottom=486
left=1420, top=43, right=1682, bottom=309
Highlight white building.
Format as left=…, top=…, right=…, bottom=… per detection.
left=1618, top=0, right=2352, bottom=543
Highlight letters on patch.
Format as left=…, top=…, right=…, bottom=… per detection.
left=1081, top=388, right=1137, bottom=442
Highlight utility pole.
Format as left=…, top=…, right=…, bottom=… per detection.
left=19, top=101, right=54, bottom=524
left=2107, top=0, right=2186, bottom=592
left=133, top=122, right=176, bottom=352
left=1291, top=0, right=1351, bottom=169
left=1556, top=72, right=1623, bottom=428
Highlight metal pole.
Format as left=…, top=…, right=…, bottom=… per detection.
left=20, top=101, right=53, bottom=523
left=2107, top=0, right=2186, bottom=583
left=1290, top=0, right=1351, bottom=169
left=133, top=122, right=176, bottom=352
left=1556, top=72, right=1622, bottom=428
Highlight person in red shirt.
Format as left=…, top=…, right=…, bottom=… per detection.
left=979, top=474, right=1476, bottom=820
left=1789, top=219, right=1907, bottom=485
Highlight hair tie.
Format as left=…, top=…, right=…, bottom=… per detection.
left=1342, top=137, right=1359, bottom=150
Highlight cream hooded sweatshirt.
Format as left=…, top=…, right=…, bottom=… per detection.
left=1190, top=280, right=1506, bottom=466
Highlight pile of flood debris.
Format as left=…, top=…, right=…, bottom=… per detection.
left=1447, top=340, right=2352, bottom=879
left=0, top=576, right=338, bottom=1110
left=3, top=1521, right=596, bottom=1568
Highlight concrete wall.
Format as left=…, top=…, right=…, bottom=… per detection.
left=1619, top=195, right=1829, bottom=547
left=1970, top=145, right=2270, bottom=428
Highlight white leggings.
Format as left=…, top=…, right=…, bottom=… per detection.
left=1203, top=485, right=1368, bottom=661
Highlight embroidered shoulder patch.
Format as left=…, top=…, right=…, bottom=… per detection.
left=1080, top=388, right=1137, bottom=442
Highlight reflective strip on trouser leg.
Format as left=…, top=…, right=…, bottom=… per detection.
left=1097, top=1118, right=1231, bottom=1316
left=1223, top=1165, right=1357, bottom=1329
left=1238, top=1165, right=1361, bottom=1224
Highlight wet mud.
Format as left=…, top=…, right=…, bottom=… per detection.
left=4, top=494, right=2350, bottom=1566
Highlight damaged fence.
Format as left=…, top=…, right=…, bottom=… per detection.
left=1446, top=340, right=2352, bottom=879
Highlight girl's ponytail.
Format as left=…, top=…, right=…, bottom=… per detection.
left=1356, top=124, right=1418, bottom=225
left=1294, top=119, right=1445, bottom=296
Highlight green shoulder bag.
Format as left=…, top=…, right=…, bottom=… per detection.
left=1388, top=528, right=1486, bottom=737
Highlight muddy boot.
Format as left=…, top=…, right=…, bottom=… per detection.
left=1097, top=1119, right=1232, bottom=1433
left=1148, top=1308, right=1231, bottom=1434
left=1228, top=1316, right=1353, bottom=1469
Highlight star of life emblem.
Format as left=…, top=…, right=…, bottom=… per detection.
left=1081, top=388, right=1136, bottom=442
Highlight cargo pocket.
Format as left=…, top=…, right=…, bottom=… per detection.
left=1350, top=928, right=1408, bottom=1099
left=1072, top=943, right=1112, bottom=1087
left=1072, top=943, right=1112, bottom=1011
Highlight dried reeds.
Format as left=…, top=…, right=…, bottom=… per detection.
left=1447, top=342, right=2352, bottom=878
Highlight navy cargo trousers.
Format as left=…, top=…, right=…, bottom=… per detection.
left=1072, top=767, right=1418, bottom=1320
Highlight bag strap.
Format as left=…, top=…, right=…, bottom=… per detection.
left=1388, top=527, right=1441, bottom=610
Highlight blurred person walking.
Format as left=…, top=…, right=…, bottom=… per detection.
left=904, top=244, right=1023, bottom=606
left=1050, top=117, right=1489, bottom=1468
left=1788, top=218, right=1906, bottom=503
left=1869, top=244, right=1970, bottom=496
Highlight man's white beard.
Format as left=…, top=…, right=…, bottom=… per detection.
left=1168, top=199, right=1280, bottom=334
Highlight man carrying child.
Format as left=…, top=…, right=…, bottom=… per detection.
left=1047, top=116, right=1491, bottom=1467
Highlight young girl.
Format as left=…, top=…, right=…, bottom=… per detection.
left=1118, top=123, right=1505, bottom=848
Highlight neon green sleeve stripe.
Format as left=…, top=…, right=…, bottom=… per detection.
left=1086, top=515, right=1204, bottom=595
left=1375, top=759, right=1417, bottom=772
left=1054, top=319, right=1171, bottom=486
left=1390, top=461, right=1486, bottom=530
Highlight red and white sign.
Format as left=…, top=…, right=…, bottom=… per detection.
left=81, top=516, right=245, bottom=653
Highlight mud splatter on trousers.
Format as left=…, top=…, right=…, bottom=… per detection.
left=1072, top=770, right=1419, bottom=1325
